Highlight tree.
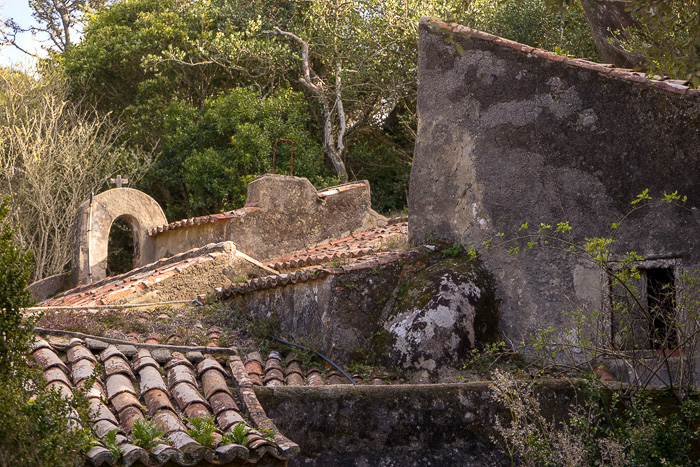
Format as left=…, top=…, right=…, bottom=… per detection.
left=621, top=0, right=700, bottom=85
left=153, top=87, right=337, bottom=219
left=0, top=67, right=151, bottom=281
left=546, top=0, right=700, bottom=85
left=60, top=0, right=457, bottom=192
left=1, top=0, right=108, bottom=55
left=460, top=0, right=599, bottom=59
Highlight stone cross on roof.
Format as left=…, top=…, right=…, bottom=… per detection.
left=110, top=175, right=129, bottom=188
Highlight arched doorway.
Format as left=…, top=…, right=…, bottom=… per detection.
left=106, top=215, right=138, bottom=276
left=72, top=188, right=167, bottom=285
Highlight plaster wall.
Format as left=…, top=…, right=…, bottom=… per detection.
left=410, top=19, right=700, bottom=343
left=71, top=188, right=167, bottom=286
left=152, top=175, right=387, bottom=262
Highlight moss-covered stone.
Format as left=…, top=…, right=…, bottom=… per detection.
left=383, top=252, right=498, bottom=372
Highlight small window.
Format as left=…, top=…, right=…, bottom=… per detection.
left=610, top=263, right=678, bottom=350
left=646, top=268, right=677, bottom=349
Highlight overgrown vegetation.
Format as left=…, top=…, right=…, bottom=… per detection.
left=459, top=0, right=599, bottom=59
left=0, top=68, right=151, bottom=281
left=0, top=197, right=91, bottom=466
left=479, top=191, right=700, bottom=465
left=222, top=422, right=252, bottom=446
left=186, top=416, right=218, bottom=449
left=131, top=418, right=164, bottom=451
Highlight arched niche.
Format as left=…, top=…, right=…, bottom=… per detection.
left=71, top=188, right=167, bottom=286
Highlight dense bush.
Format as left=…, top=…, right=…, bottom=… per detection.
left=0, top=198, right=91, bottom=466
left=148, top=87, right=338, bottom=220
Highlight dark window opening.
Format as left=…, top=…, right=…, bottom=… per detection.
left=647, top=267, right=677, bottom=349
left=107, top=217, right=136, bottom=276
left=610, top=264, right=678, bottom=350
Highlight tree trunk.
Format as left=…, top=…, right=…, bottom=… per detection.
left=579, top=0, right=646, bottom=68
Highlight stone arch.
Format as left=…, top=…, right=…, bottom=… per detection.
left=72, top=188, right=167, bottom=286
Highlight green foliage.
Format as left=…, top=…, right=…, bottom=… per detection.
left=222, top=422, right=252, bottom=446
left=104, top=429, right=124, bottom=460
left=487, top=191, right=700, bottom=464
left=461, top=341, right=524, bottom=375
left=131, top=418, right=164, bottom=450
left=442, top=242, right=463, bottom=257
left=186, top=416, right=217, bottom=449
left=263, top=429, right=277, bottom=442
left=458, top=0, right=599, bottom=59
left=0, top=199, right=34, bottom=372
left=153, top=86, right=336, bottom=219
left=621, top=0, right=700, bottom=86
left=0, top=197, right=92, bottom=465
left=492, top=372, right=700, bottom=467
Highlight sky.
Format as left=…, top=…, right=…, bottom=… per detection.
left=0, top=1, right=49, bottom=69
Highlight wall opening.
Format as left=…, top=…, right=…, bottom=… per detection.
left=646, top=267, right=677, bottom=349
left=107, top=216, right=138, bottom=277
left=610, top=262, right=678, bottom=350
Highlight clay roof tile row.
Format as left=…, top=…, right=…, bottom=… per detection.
left=40, top=222, right=409, bottom=308
left=31, top=333, right=299, bottom=466
left=147, top=208, right=260, bottom=237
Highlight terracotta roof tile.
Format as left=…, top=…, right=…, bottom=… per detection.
left=200, top=367, right=230, bottom=400
left=148, top=207, right=260, bottom=237
left=31, top=332, right=301, bottom=465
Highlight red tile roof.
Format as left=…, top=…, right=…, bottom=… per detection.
left=38, top=221, right=411, bottom=308
left=32, top=331, right=299, bottom=466
left=148, top=206, right=260, bottom=237
left=422, top=17, right=700, bottom=97
left=40, top=243, right=234, bottom=308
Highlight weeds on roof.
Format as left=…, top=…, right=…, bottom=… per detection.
left=104, top=429, right=124, bottom=460
left=186, top=416, right=217, bottom=449
left=131, top=418, right=164, bottom=450
left=222, top=422, right=252, bottom=446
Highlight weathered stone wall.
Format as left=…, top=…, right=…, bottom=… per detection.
left=152, top=175, right=387, bottom=262
left=229, top=251, right=498, bottom=373
left=410, top=18, right=700, bottom=343
left=256, top=382, right=580, bottom=466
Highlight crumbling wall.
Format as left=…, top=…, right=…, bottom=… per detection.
left=152, top=175, right=387, bottom=262
left=410, top=18, right=700, bottom=343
